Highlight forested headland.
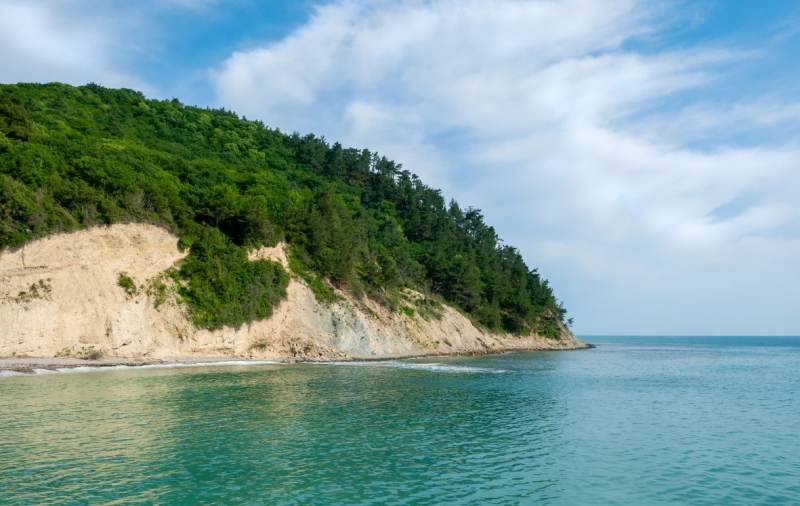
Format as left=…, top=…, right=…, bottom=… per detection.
left=0, top=83, right=570, bottom=337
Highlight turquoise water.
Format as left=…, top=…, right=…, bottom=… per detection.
left=2, top=336, right=799, bottom=504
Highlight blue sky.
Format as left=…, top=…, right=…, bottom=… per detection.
left=1, top=0, right=798, bottom=335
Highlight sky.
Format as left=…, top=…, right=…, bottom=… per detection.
left=1, top=0, right=798, bottom=335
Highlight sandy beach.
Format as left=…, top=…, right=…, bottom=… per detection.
left=0, top=341, right=595, bottom=374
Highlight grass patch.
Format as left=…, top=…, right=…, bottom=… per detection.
left=145, top=268, right=178, bottom=308
left=12, top=278, right=52, bottom=303
left=399, top=305, right=415, bottom=318
left=414, top=295, right=443, bottom=321
left=117, top=273, right=137, bottom=297
left=55, top=345, right=101, bottom=359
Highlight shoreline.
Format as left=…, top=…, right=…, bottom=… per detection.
left=0, top=342, right=595, bottom=375
left=2, top=223, right=584, bottom=367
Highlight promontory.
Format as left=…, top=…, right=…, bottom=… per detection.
left=0, top=83, right=586, bottom=366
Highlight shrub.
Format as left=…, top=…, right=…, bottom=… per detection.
left=117, top=273, right=137, bottom=297
left=177, top=227, right=290, bottom=330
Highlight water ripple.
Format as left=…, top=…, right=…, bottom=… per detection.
left=2, top=340, right=800, bottom=504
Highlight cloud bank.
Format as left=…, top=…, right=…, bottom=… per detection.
left=1, top=0, right=797, bottom=333
left=0, top=0, right=152, bottom=90
left=212, top=0, right=800, bottom=334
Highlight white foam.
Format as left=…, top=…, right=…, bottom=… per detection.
left=316, top=360, right=506, bottom=374
left=51, top=360, right=284, bottom=374
left=55, top=366, right=100, bottom=374
left=0, top=370, right=26, bottom=378
left=158, top=360, right=283, bottom=368
left=2, top=359, right=502, bottom=378
left=1, top=360, right=285, bottom=378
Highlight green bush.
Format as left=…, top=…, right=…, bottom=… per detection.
left=117, top=273, right=137, bottom=297
left=177, top=227, right=289, bottom=329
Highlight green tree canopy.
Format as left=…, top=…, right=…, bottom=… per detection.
left=0, top=82, right=568, bottom=337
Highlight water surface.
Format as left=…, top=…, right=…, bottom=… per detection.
left=2, top=336, right=799, bottom=504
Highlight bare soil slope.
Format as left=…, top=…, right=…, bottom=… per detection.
left=0, top=224, right=585, bottom=361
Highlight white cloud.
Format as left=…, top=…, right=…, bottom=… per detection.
left=0, top=0, right=152, bottom=90
left=157, top=0, right=218, bottom=8
left=0, top=0, right=220, bottom=92
left=2, top=0, right=794, bottom=333
left=211, top=0, right=800, bottom=334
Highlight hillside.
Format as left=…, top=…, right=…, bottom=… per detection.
left=0, top=82, right=572, bottom=345
left=0, top=224, right=584, bottom=361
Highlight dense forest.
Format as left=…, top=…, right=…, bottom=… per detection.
left=0, top=82, right=569, bottom=337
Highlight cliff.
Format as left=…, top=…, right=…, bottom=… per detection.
left=0, top=224, right=586, bottom=362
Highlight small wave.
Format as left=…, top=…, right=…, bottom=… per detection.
left=401, top=362, right=507, bottom=374
left=51, top=361, right=284, bottom=374
left=0, top=370, right=27, bottom=378
left=140, top=360, right=283, bottom=369
left=317, top=361, right=507, bottom=374
left=1, top=360, right=285, bottom=378
left=2, top=359, right=502, bottom=378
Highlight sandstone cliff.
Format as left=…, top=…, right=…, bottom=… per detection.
left=0, top=224, right=585, bottom=361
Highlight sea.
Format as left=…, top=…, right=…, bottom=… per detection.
left=1, top=336, right=799, bottom=505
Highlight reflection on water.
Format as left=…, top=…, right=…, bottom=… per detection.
left=1, top=358, right=565, bottom=504
left=1, top=371, right=181, bottom=503
left=4, top=339, right=800, bottom=504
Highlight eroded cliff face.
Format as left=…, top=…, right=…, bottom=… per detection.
left=0, top=224, right=585, bottom=360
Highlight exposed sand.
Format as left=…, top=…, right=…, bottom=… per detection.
left=0, top=344, right=596, bottom=374
left=1, top=223, right=587, bottom=369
